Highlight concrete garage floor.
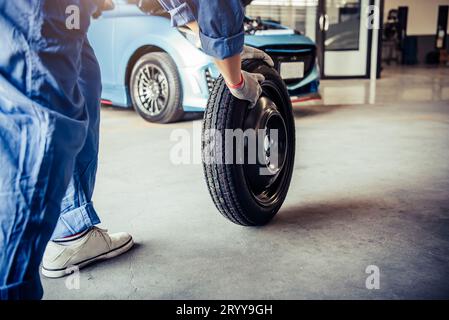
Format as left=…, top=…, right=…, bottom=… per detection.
left=43, top=66, right=449, bottom=299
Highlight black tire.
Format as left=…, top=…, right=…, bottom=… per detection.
left=130, top=52, right=184, bottom=123
left=202, top=60, right=296, bottom=226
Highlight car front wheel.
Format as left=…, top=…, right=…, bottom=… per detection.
left=130, top=52, right=184, bottom=123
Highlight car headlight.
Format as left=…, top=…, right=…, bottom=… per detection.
left=178, top=26, right=202, bottom=50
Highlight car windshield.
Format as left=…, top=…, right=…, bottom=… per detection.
left=130, top=0, right=253, bottom=16
left=128, top=0, right=168, bottom=16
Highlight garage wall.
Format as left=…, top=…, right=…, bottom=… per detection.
left=383, top=0, right=449, bottom=34
left=250, top=0, right=449, bottom=35
left=384, top=0, right=449, bottom=64
left=249, top=0, right=449, bottom=64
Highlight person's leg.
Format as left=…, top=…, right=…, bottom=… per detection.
left=0, top=0, right=98, bottom=299
left=0, top=83, right=85, bottom=300
left=50, top=38, right=102, bottom=240
left=41, top=38, right=133, bottom=278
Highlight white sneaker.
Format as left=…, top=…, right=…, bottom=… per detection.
left=42, top=227, right=134, bottom=278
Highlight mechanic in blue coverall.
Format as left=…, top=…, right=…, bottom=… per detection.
left=0, top=0, right=273, bottom=299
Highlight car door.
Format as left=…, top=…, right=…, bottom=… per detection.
left=87, top=1, right=119, bottom=89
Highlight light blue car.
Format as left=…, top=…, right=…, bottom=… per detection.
left=88, top=0, right=320, bottom=123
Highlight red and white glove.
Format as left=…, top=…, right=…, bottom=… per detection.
left=227, top=71, right=265, bottom=108
left=241, top=45, right=275, bottom=67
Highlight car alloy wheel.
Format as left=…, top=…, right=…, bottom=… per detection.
left=130, top=52, right=184, bottom=123
left=135, top=64, right=169, bottom=117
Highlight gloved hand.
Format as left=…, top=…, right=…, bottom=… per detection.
left=241, top=45, right=275, bottom=67
left=92, top=0, right=115, bottom=19
left=102, top=0, right=115, bottom=10
left=227, top=71, right=265, bottom=108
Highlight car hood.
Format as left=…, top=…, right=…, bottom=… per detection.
left=244, top=33, right=316, bottom=48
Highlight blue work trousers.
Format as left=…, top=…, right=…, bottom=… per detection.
left=0, top=0, right=101, bottom=299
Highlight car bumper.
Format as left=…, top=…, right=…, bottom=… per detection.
left=180, top=62, right=320, bottom=112
left=179, top=62, right=219, bottom=112
left=287, top=64, right=320, bottom=97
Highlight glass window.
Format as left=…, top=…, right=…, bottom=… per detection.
left=325, top=0, right=361, bottom=51
left=246, top=0, right=319, bottom=41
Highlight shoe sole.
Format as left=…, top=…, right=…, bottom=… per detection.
left=41, top=237, right=134, bottom=279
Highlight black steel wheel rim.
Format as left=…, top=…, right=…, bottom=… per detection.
left=242, top=82, right=292, bottom=207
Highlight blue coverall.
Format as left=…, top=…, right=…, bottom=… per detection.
left=157, top=0, right=245, bottom=59
left=0, top=0, right=244, bottom=300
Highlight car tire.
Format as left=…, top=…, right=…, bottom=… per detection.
left=202, top=60, right=296, bottom=226
left=130, top=52, right=184, bottom=123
